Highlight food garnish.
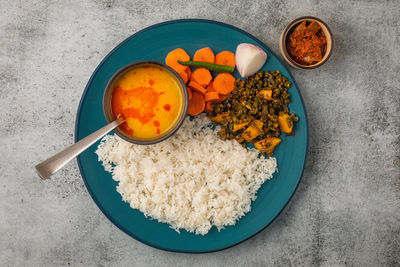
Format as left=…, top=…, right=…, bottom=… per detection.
left=204, top=91, right=220, bottom=102
left=165, top=48, right=190, bottom=71
left=188, top=80, right=207, bottom=95
left=177, top=60, right=234, bottom=73
left=190, top=68, right=213, bottom=87
left=193, top=47, right=215, bottom=63
left=176, top=68, right=189, bottom=83
left=235, top=43, right=268, bottom=77
left=215, top=51, right=236, bottom=67
left=213, top=73, right=236, bottom=95
left=187, top=92, right=205, bottom=116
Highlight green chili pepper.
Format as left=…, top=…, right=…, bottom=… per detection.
left=177, top=60, right=234, bottom=73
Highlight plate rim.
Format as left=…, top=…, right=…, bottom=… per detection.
left=74, top=18, right=309, bottom=253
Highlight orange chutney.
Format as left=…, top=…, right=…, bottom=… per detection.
left=111, top=66, right=183, bottom=139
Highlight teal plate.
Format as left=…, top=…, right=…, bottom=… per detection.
left=75, top=19, right=308, bottom=253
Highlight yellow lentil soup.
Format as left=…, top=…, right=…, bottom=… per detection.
left=111, top=65, right=184, bottom=139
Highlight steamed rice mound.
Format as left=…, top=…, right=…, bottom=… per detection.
left=96, top=115, right=277, bottom=235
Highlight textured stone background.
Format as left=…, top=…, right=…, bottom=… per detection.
left=1, top=0, right=399, bottom=266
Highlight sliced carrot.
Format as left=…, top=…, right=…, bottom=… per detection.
left=188, top=80, right=207, bottom=95
left=208, top=81, right=227, bottom=101
left=204, top=91, right=220, bottom=102
left=191, top=68, right=212, bottom=87
left=187, top=92, right=205, bottom=116
left=185, top=67, right=192, bottom=81
left=215, top=51, right=236, bottom=67
left=205, top=101, right=214, bottom=113
left=166, top=48, right=190, bottom=72
left=213, top=73, right=235, bottom=95
left=206, top=81, right=216, bottom=92
left=177, top=68, right=188, bottom=83
left=193, top=47, right=215, bottom=63
left=217, top=94, right=227, bottom=102
left=187, top=86, right=192, bottom=100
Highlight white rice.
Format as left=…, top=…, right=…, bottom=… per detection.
left=96, top=115, right=277, bottom=235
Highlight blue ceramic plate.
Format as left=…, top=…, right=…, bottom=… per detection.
left=75, top=19, right=308, bottom=253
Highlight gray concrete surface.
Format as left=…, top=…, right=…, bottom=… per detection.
left=1, top=0, right=399, bottom=266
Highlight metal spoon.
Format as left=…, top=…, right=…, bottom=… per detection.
left=35, top=117, right=125, bottom=179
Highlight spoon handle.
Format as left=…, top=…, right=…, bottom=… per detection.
left=35, top=119, right=124, bottom=179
